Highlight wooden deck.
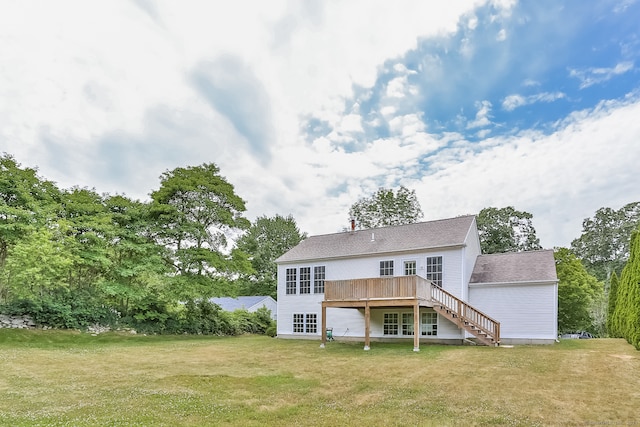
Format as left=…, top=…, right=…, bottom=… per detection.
left=321, top=275, right=500, bottom=349
left=324, top=275, right=432, bottom=306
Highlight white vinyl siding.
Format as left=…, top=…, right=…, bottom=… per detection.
left=469, top=282, right=557, bottom=341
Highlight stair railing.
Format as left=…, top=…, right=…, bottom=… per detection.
left=430, top=283, right=500, bottom=343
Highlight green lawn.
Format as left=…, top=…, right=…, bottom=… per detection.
left=0, top=330, right=638, bottom=426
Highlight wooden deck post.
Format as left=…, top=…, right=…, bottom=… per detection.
left=364, top=303, right=371, bottom=351
left=320, top=302, right=327, bottom=348
left=413, top=302, right=420, bottom=352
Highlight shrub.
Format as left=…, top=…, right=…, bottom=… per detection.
left=0, top=290, right=118, bottom=329
left=265, top=323, right=277, bottom=337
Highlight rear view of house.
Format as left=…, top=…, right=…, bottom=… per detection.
left=275, top=215, right=557, bottom=349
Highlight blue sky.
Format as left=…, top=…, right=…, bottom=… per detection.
left=1, top=0, right=639, bottom=248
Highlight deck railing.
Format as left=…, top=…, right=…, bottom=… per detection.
left=323, top=275, right=500, bottom=344
left=324, top=275, right=432, bottom=301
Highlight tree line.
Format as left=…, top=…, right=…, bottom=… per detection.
left=1, top=154, right=639, bottom=347
left=0, top=154, right=305, bottom=334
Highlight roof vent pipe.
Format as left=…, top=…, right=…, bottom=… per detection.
left=350, top=217, right=356, bottom=233
left=371, top=232, right=375, bottom=242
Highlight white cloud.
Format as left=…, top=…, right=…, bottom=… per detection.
left=414, top=95, right=640, bottom=248
left=467, top=100, right=493, bottom=128
left=1, top=0, right=639, bottom=254
left=569, top=61, right=635, bottom=89
left=502, top=91, right=566, bottom=111
left=496, top=28, right=507, bottom=41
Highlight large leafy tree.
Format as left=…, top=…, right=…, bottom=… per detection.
left=476, top=206, right=542, bottom=254
left=349, top=186, right=423, bottom=229
left=150, top=163, right=251, bottom=300
left=570, top=202, right=640, bottom=281
left=0, top=154, right=60, bottom=268
left=235, top=214, right=307, bottom=298
left=0, top=154, right=62, bottom=301
left=102, top=195, right=169, bottom=317
left=1, top=227, right=72, bottom=300
left=554, top=248, right=603, bottom=333
left=58, top=187, right=114, bottom=290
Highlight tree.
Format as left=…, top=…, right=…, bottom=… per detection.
left=554, top=247, right=603, bottom=333
left=150, top=163, right=251, bottom=300
left=102, top=195, right=170, bottom=317
left=0, top=227, right=72, bottom=300
left=349, top=186, right=423, bottom=229
left=58, top=187, right=114, bottom=290
left=570, top=202, right=640, bottom=282
left=607, top=271, right=620, bottom=337
left=0, top=154, right=62, bottom=302
left=476, top=206, right=542, bottom=254
left=235, top=214, right=307, bottom=298
left=0, top=154, right=60, bottom=268
left=610, top=225, right=640, bottom=349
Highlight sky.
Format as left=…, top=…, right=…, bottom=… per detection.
left=1, top=0, right=639, bottom=249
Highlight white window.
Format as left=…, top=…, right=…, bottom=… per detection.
left=383, top=312, right=399, bottom=335
left=380, top=260, right=394, bottom=276
left=305, top=314, right=317, bottom=333
left=313, top=266, right=325, bottom=293
left=426, top=256, right=443, bottom=287
left=286, top=268, right=297, bottom=294
left=404, top=260, right=417, bottom=275
left=300, top=267, right=311, bottom=294
left=293, top=313, right=317, bottom=334
left=421, top=312, right=438, bottom=336
left=293, top=313, right=304, bottom=332
left=402, top=313, right=414, bottom=336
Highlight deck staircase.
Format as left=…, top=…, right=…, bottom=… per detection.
left=430, top=284, right=500, bottom=346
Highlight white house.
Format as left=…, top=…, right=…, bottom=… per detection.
left=209, top=296, right=277, bottom=320
left=275, top=215, right=557, bottom=349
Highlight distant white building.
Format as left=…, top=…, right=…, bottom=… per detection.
left=275, top=215, right=557, bottom=349
left=209, top=296, right=277, bottom=320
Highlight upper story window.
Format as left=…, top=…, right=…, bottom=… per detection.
left=403, top=260, right=416, bottom=275
left=426, top=256, right=443, bottom=287
left=299, top=267, right=311, bottom=294
left=314, top=266, right=325, bottom=293
left=286, top=268, right=297, bottom=294
left=380, top=260, right=394, bottom=276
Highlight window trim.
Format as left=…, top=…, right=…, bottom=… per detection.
left=305, top=313, right=317, bottom=333
left=383, top=312, right=399, bottom=335
left=313, top=265, right=326, bottom=294
left=285, top=268, right=297, bottom=294
left=293, top=313, right=318, bottom=334
left=293, top=313, right=304, bottom=332
left=299, top=267, right=311, bottom=294
left=401, top=312, right=414, bottom=336
left=380, top=260, right=394, bottom=276
left=425, top=256, right=443, bottom=287
left=421, top=311, right=438, bottom=336
left=403, top=259, right=417, bottom=276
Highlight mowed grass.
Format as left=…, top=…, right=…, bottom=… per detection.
left=1, top=331, right=639, bottom=426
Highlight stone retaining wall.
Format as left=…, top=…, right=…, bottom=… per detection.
left=0, top=314, right=36, bottom=329
left=0, top=315, right=134, bottom=334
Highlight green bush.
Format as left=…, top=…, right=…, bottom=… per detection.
left=265, top=323, right=277, bottom=337
left=1, top=294, right=275, bottom=337
left=0, top=290, right=118, bottom=329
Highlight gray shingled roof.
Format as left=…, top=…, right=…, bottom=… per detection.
left=208, top=296, right=273, bottom=311
left=276, top=215, right=476, bottom=263
left=469, top=250, right=557, bottom=284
